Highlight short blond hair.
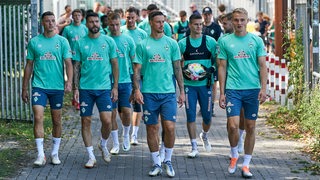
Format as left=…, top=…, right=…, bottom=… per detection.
left=232, top=8, right=248, bottom=17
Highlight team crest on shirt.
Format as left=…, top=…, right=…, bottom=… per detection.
left=87, top=52, right=103, bottom=61
left=164, top=44, right=169, bottom=51
left=55, top=43, right=60, bottom=49
left=234, top=50, right=250, bottom=59
left=40, top=52, right=56, bottom=60
left=210, top=29, right=215, bottom=35
left=248, top=41, right=254, bottom=48
left=149, top=54, right=165, bottom=62
left=72, top=35, right=79, bottom=42
left=38, top=44, right=42, bottom=48
left=101, top=44, right=106, bottom=49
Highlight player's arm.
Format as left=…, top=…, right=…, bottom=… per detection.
left=21, top=60, right=34, bottom=103
left=258, top=56, right=267, bottom=103
left=111, top=57, right=119, bottom=102
left=132, top=63, right=143, bottom=104
left=218, top=59, right=227, bottom=109
left=173, top=60, right=185, bottom=107
left=64, top=58, right=73, bottom=92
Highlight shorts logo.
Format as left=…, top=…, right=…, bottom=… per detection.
left=208, top=91, right=211, bottom=95
left=33, top=97, right=38, bottom=102
left=252, top=113, right=257, bottom=118
left=227, top=107, right=231, bottom=113
left=32, top=92, right=41, bottom=97
left=56, top=104, right=61, bottom=107
left=226, top=102, right=234, bottom=107
left=185, top=87, right=189, bottom=92
left=144, top=116, right=148, bottom=122
left=81, top=107, right=86, bottom=114
left=80, top=102, right=88, bottom=106
left=107, top=105, right=111, bottom=109
left=173, top=116, right=176, bottom=120
left=143, top=110, right=151, bottom=116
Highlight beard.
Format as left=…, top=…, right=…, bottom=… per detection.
left=89, top=26, right=99, bottom=34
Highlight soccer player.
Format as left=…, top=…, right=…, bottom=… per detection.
left=22, top=11, right=73, bottom=167
left=218, top=8, right=267, bottom=178
left=73, top=12, right=119, bottom=168
left=132, top=11, right=185, bottom=177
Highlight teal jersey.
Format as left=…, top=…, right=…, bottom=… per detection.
left=121, top=26, right=148, bottom=74
left=73, top=34, right=118, bottom=90
left=120, top=19, right=126, bottom=26
left=100, top=27, right=110, bottom=35
left=109, top=34, right=136, bottom=83
left=62, top=23, right=88, bottom=53
left=120, top=26, right=148, bottom=44
left=218, top=33, right=267, bottom=90
left=179, top=35, right=217, bottom=86
left=173, top=21, right=188, bottom=41
left=26, top=34, right=72, bottom=90
left=134, top=35, right=181, bottom=93
left=138, top=19, right=172, bottom=37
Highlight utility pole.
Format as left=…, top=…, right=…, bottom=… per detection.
left=274, top=0, right=286, bottom=59
left=30, top=0, right=38, bottom=37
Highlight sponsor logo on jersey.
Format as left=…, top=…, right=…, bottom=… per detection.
left=190, top=49, right=205, bottom=56
left=234, top=50, right=250, bottom=59
left=87, top=52, right=103, bottom=60
left=40, top=52, right=57, bottom=60
left=149, top=54, right=165, bottom=62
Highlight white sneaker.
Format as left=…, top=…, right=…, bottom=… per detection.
left=200, top=132, right=212, bottom=152
left=34, top=156, right=46, bottom=167
left=51, top=154, right=61, bottom=165
left=84, top=158, right=96, bottom=168
left=148, top=164, right=162, bottom=176
left=98, top=144, right=111, bottom=163
left=187, top=149, right=199, bottom=158
left=122, top=136, right=131, bottom=151
left=110, top=145, right=119, bottom=155
left=130, top=135, right=138, bottom=145
left=163, top=161, right=175, bottom=177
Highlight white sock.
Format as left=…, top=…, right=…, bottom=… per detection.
left=132, top=126, right=139, bottom=137
left=164, top=147, right=173, bottom=162
left=111, top=130, right=119, bottom=146
left=123, top=125, right=131, bottom=138
left=242, top=154, right=252, bottom=167
left=231, top=146, right=239, bottom=158
left=191, top=139, right=197, bottom=150
left=35, top=138, right=45, bottom=157
left=202, top=130, right=208, bottom=137
left=100, top=137, right=108, bottom=148
left=160, top=141, right=165, bottom=152
left=86, top=146, right=95, bottom=160
left=239, top=129, right=245, bottom=140
left=151, top=151, right=161, bottom=166
left=51, top=137, right=61, bottom=156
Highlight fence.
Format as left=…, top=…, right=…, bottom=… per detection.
left=266, top=54, right=289, bottom=106
left=0, top=1, right=32, bottom=121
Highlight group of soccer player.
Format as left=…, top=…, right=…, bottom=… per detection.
left=22, top=2, right=267, bottom=178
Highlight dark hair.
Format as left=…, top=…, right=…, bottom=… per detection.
left=126, top=7, right=137, bottom=14
left=148, top=10, right=163, bottom=21
left=41, top=11, right=55, bottom=20
left=218, top=4, right=226, bottom=12
left=72, top=9, right=82, bottom=16
left=189, top=13, right=202, bottom=23
left=65, top=5, right=71, bottom=10
left=86, top=12, right=99, bottom=21
left=108, top=12, right=120, bottom=21
left=101, top=15, right=108, bottom=22
left=147, top=4, right=158, bottom=11
left=221, top=12, right=232, bottom=21
left=80, top=9, right=86, bottom=17
left=114, top=8, right=124, bottom=15
left=179, top=10, right=187, bottom=17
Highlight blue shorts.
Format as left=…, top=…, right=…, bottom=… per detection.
left=112, top=83, right=132, bottom=109
left=79, top=89, right=112, bottom=117
left=31, top=87, right=64, bottom=109
left=184, top=86, right=212, bottom=124
left=225, top=89, right=260, bottom=120
left=142, top=93, right=177, bottom=125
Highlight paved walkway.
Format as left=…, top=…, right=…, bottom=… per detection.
left=14, top=101, right=319, bottom=179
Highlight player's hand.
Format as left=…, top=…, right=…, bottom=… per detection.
left=258, top=89, right=267, bottom=104
left=21, top=89, right=29, bottom=104
left=65, top=81, right=72, bottom=93
left=111, top=87, right=118, bottom=102
left=177, top=91, right=185, bottom=108
left=134, top=89, right=144, bottom=104
left=219, top=94, right=226, bottom=109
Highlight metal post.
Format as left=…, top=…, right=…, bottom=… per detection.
left=296, top=0, right=311, bottom=86
left=312, top=0, right=319, bottom=74
left=30, top=0, right=38, bottom=37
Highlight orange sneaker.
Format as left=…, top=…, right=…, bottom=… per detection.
left=228, top=157, right=238, bottom=174
left=241, top=166, right=253, bottom=178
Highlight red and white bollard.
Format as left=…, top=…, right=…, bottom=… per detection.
left=280, top=59, right=287, bottom=106
left=274, top=56, right=280, bottom=102
left=269, top=55, right=275, bottom=99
